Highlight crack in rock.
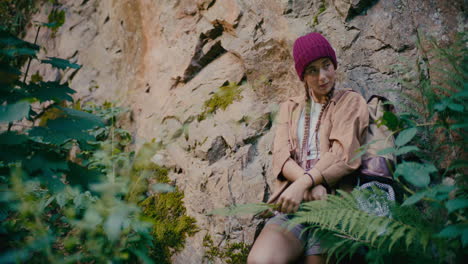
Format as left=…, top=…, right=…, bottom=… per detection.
left=181, top=22, right=227, bottom=83
left=346, top=0, right=380, bottom=21
left=207, top=136, right=229, bottom=165
left=261, top=165, right=271, bottom=203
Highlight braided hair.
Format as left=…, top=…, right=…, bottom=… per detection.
left=312, top=87, right=335, bottom=159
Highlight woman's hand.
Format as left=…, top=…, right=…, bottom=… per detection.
left=303, top=184, right=327, bottom=201
left=276, top=175, right=312, bottom=213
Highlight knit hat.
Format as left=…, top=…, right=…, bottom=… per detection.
left=293, top=32, right=337, bottom=81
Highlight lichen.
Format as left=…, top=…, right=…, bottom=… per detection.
left=138, top=164, right=198, bottom=264
left=203, top=234, right=251, bottom=264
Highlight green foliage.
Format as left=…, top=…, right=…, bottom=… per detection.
left=203, top=234, right=251, bottom=264
left=41, top=57, right=81, bottom=70
left=0, top=0, right=42, bottom=37
left=209, top=203, right=274, bottom=216
left=169, top=115, right=195, bottom=141
left=0, top=27, right=197, bottom=263
left=290, top=189, right=442, bottom=263
left=198, top=81, right=243, bottom=121
left=47, top=8, right=65, bottom=36
left=139, top=164, right=198, bottom=264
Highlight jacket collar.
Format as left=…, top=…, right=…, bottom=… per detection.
left=288, top=88, right=353, bottom=105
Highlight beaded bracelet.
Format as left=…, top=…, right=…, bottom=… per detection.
left=303, top=171, right=315, bottom=187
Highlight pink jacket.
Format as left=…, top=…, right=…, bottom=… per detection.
left=268, top=90, right=369, bottom=203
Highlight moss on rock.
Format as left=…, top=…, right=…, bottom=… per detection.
left=139, top=164, right=198, bottom=264
left=203, top=234, right=251, bottom=264
left=198, top=81, right=243, bottom=121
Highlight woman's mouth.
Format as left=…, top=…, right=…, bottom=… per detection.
left=319, top=83, right=328, bottom=89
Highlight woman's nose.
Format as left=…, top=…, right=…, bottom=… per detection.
left=319, top=68, right=328, bottom=81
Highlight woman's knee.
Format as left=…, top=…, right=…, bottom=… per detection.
left=247, top=250, right=282, bottom=264
left=247, top=225, right=302, bottom=264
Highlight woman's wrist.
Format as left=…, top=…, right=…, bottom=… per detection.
left=302, top=171, right=315, bottom=188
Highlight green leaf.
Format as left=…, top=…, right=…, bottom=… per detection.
left=28, top=126, right=72, bottom=145
left=57, top=106, right=103, bottom=125
left=463, top=229, right=468, bottom=247
left=41, top=57, right=81, bottom=70
left=450, top=123, right=468, bottom=129
left=104, top=209, right=128, bottom=241
left=66, top=162, right=100, bottom=190
left=395, top=145, right=419, bottom=155
left=448, top=103, right=464, bottom=112
left=39, top=22, right=60, bottom=28
left=130, top=249, right=155, bottom=264
left=446, top=198, right=468, bottom=213
left=26, top=81, right=76, bottom=102
left=0, top=63, right=21, bottom=76
left=209, top=203, right=273, bottom=216
left=171, top=128, right=183, bottom=139
left=431, top=185, right=456, bottom=201
left=55, top=192, right=69, bottom=208
left=27, top=151, right=68, bottom=172
left=434, top=101, right=448, bottom=112
left=0, top=101, right=30, bottom=123
left=29, top=107, right=104, bottom=145
left=0, top=31, right=40, bottom=50
left=380, top=111, right=400, bottom=131
left=151, top=183, right=175, bottom=193
left=0, top=47, right=37, bottom=57
left=351, top=147, right=368, bottom=162
left=395, top=128, right=417, bottom=147
left=377, top=147, right=396, bottom=155
left=403, top=184, right=455, bottom=206
left=394, top=162, right=436, bottom=188
left=402, top=191, right=427, bottom=206
left=448, top=160, right=468, bottom=170
left=454, top=90, right=468, bottom=98
left=437, top=224, right=467, bottom=239
left=0, top=132, right=29, bottom=145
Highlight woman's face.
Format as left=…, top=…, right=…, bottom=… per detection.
left=303, top=57, right=336, bottom=103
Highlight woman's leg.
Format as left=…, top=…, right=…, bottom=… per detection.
left=247, top=224, right=303, bottom=264
left=305, top=255, right=326, bottom=264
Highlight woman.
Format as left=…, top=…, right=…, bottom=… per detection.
left=247, top=33, right=369, bottom=264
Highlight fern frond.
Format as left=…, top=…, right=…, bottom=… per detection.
left=290, top=188, right=435, bottom=261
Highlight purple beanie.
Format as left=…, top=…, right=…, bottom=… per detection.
left=293, top=33, right=337, bottom=81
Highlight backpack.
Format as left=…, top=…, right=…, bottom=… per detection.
left=331, top=90, right=396, bottom=186
left=359, top=95, right=396, bottom=186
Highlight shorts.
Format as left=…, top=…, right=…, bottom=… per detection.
left=265, top=212, right=323, bottom=256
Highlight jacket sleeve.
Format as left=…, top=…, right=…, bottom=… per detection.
left=271, top=101, right=293, bottom=181
left=311, top=92, right=369, bottom=187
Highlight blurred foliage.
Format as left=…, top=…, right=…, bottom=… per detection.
left=0, top=25, right=197, bottom=263
left=0, top=0, right=41, bottom=37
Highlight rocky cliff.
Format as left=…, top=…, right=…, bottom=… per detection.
left=23, top=0, right=466, bottom=263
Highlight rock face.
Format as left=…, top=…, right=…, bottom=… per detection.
left=23, top=0, right=466, bottom=263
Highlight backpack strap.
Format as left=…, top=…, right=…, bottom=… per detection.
left=367, top=94, right=395, bottom=113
